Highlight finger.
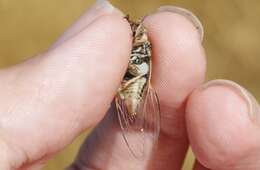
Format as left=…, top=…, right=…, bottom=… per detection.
left=186, top=80, right=260, bottom=170
left=0, top=14, right=131, bottom=169
left=143, top=6, right=206, bottom=170
left=193, top=160, right=210, bottom=170
left=52, top=0, right=123, bottom=48
left=70, top=6, right=206, bottom=170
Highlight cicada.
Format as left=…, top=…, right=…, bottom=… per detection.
left=115, top=17, right=161, bottom=158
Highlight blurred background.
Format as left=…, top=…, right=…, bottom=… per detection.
left=0, top=0, right=259, bottom=169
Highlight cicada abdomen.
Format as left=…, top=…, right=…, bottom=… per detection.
left=115, top=17, right=161, bottom=158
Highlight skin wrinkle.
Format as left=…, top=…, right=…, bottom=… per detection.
left=159, top=103, right=187, bottom=138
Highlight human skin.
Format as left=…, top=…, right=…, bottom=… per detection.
left=0, top=1, right=260, bottom=170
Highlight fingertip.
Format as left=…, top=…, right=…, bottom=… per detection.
left=57, top=14, right=132, bottom=51
left=56, top=14, right=132, bottom=122
left=52, top=0, right=124, bottom=48
left=32, top=14, right=132, bottom=130
left=49, top=14, right=132, bottom=76
left=143, top=11, right=206, bottom=108
left=186, top=80, right=260, bottom=169
left=156, top=6, right=204, bottom=42
left=144, top=10, right=203, bottom=47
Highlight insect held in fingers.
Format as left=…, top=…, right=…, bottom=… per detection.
left=115, top=16, right=161, bottom=159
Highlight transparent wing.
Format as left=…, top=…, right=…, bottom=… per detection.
left=143, top=87, right=161, bottom=144
left=115, top=86, right=160, bottom=159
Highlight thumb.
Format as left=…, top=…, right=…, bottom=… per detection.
left=0, top=11, right=131, bottom=169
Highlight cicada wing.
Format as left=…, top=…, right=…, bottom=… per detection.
left=115, top=96, right=146, bottom=158
left=142, top=86, right=161, bottom=145
left=115, top=86, right=161, bottom=159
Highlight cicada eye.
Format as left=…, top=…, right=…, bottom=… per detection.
left=131, top=56, right=142, bottom=65
left=133, top=57, right=142, bottom=65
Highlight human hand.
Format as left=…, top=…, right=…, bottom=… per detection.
left=0, top=1, right=259, bottom=170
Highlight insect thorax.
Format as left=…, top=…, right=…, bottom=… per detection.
left=124, top=21, right=151, bottom=81
left=118, top=20, right=151, bottom=110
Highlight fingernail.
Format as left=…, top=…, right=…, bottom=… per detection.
left=201, top=79, right=260, bottom=120
left=93, top=0, right=123, bottom=15
left=157, top=6, right=204, bottom=42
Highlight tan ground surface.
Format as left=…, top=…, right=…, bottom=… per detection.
left=0, top=0, right=259, bottom=169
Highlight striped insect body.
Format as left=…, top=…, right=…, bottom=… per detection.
left=115, top=17, right=161, bottom=158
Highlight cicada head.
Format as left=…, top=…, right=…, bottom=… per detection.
left=128, top=56, right=149, bottom=76
left=125, top=20, right=151, bottom=78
